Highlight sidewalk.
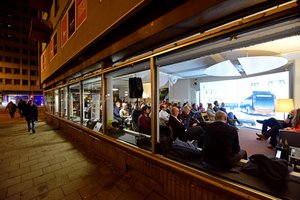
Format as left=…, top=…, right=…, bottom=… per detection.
left=0, top=107, right=166, bottom=200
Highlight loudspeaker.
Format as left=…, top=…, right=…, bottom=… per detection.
left=129, top=77, right=143, bottom=98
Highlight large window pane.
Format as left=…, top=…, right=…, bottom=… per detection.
left=69, top=83, right=81, bottom=123
left=82, top=77, right=102, bottom=128
left=60, top=87, right=68, bottom=118
left=54, top=89, right=59, bottom=116
left=105, top=62, right=152, bottom=150
left=45, top=91, right=54, bottom=114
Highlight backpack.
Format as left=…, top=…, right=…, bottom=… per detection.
left=242, top=154, right=289, bottom=188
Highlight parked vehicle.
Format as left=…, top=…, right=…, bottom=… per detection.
left=240, top=91, right=275, bottom=115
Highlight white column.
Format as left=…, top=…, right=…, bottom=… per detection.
left=106, top=75, right=114, bottom=121
left=294, top=59, right=300, bottom=108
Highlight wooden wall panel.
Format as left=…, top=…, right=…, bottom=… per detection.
left=46, top=115, right=273, bottom=200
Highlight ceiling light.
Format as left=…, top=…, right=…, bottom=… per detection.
left=238, top=56, right=288, bottom=75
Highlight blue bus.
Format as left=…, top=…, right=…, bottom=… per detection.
left=240, top=91, right=275, bottom=115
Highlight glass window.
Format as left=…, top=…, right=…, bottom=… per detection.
left=54, top=89, right=59, bottom=116
left=30, top=70, right=36, bottom=76
left=5, top=79, right=12, bottom=85
left=30, top=80, right=36, bottom=86
left=45, top=91, right=54, bottom=114
left=22, top=80, right=28, bottom=85
left=82, top=77, right=102, bottom=128
left=14, top=79, right=20, bottom=85
left=5, top=68, right=12, bottom=73
left=60, top=86, right=68, bottom=119
left=22, top=69, right=28, bottom=75
left=69, top=83, right=81, bottom=124
left=105, top=61, right=151, bottom=150
left=14, top=68, right=20, bottom=74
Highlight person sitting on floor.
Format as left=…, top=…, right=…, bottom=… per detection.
left=256, top=109, right=296, bottom=149
left=168, top=106, right=205, bottom=147
left=202, top=110, right=247, bottom=171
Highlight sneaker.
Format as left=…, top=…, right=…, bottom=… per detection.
left=32, top=130, right=36, bottom=134
left=28, top=128, right=31, bottom=132
left=256, top=120, right=264, bottom=124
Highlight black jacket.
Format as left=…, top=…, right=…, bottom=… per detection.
left=202, top=121, right=241, bottom=170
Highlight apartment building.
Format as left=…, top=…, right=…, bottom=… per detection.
left=0, top=0, right=42, bottom=105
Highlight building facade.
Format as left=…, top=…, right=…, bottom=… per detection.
left=32, top=0, right=300, bottom=199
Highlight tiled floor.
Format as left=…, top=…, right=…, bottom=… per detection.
left=0, top=107, right=166, bottom=200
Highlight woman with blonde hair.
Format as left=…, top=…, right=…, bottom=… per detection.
left=285, top=108, right=300, bottom=131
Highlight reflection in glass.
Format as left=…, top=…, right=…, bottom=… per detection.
left=82, top=77, right=102, bottom=128
left=69, top=83, right=81, bottom=123
left=60, top=87, right=68, bottom=118
left=105, top=66, right=151, bottom=150
left=54, top=89, right=59, bottom=116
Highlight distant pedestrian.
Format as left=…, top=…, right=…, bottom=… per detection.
left=17, top=98, right=26, bottom=118
left=24, top=100, right=38, bottom=133
left=5, top=101, right=17, bottom=118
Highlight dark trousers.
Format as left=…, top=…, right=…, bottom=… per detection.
left=27, top=119, right=35, bottom=131
left=9, top=112, right=15, bottom=118
left=179, top=126, right=205, bottom=147
left=261, top=118, right=289, bottom=146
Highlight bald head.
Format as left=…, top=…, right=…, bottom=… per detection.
left=171, top=106, right=179, bottom=117
left=215, top=110, right=227, bottom=122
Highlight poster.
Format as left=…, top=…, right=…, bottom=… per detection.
left=61, top=13, right=68, bottom=47
left=76, top=0, right=87, bottom=28
left=68, top=2, right=75, bottom=38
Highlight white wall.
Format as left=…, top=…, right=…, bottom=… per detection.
left=169, top=79, right=191, bottom=104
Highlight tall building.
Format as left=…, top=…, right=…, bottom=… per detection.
left=0, top=0, right=42, bottom=105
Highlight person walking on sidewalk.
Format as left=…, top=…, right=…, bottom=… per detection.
left=5, top=101, right=17, bottom=119
left=24, top=100, right=38, bottom=133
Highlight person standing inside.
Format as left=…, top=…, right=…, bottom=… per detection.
left=202, top=110, right=247, bottom=170
left=24, top=100, right=38, bottom=133
left=5, top=101, right=17, bottom=119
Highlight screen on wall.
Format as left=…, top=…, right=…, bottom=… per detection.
left=200, top=71, right=289, bottom=127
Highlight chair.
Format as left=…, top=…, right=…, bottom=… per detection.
left=276, top=130, right=300, bottom=160
left=200, top=112, right=210, bottom=122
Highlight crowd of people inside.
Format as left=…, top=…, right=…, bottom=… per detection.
left=111, top=98, right=300, bottom=171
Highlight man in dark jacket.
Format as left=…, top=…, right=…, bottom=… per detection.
left=24, top=100, right=38, bottom=133
left=168, top=106, right=205, bottom=147
left=202, top=110, right=247, bottom=170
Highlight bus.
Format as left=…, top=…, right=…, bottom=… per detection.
left=240, top=91, right=275, bottom=115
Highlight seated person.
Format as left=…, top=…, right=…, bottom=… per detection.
left=119, top=102, right=130, bottom=118
left=179, top=104, right=197, bottom=128
left=202, top=110, right=247, bottom=171
left=131, top=103, right=141, bottom=131
left=138, top=105, right=151, bottom=135
left=199, top=102, right=206, bottom=113
left=284, top=108, right=300, bottom=131
left=206, top=103, right=216, bottom=121
left=219, top=102, right=241, bottom=127
left=168, top=106, right=205, bottom=147
left=213, top=100, right=220, bottom=112
left=113, top=101, right=122, bottom=121
left=159, top=104, right=170, bottom=126
left=256, top=109, right=296, bottom=149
